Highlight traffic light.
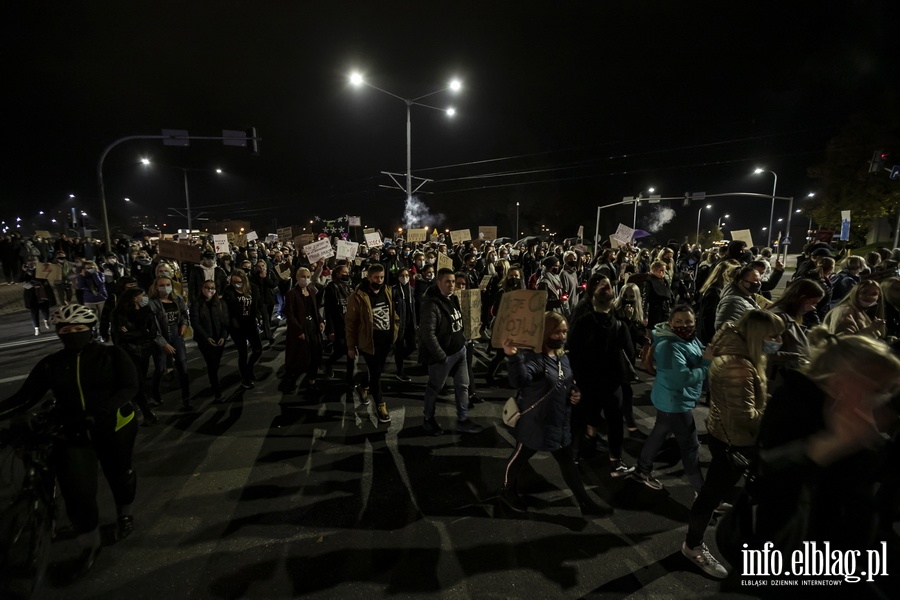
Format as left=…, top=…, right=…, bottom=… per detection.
left=870, top=149, right=889, bottom=173
left=247, top=127, right=259, bottom=155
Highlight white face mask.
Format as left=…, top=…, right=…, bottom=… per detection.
left=203, top=289, right=216, bottom=299
left=139, top=296, right=149, bottom=307
left=297, top=277, right=309, bottom=288
left=399, top=276, right=410, bottom=285
left=233, top=282, right=243, bottom=289
left=860, top=299, right=878, bottom=308
left=158, top=286, right=172, bottom=295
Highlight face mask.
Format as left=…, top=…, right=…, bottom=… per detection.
left=742, top=281, right=762, bottom=294
left=136, top=257, right=150, bottom=265
left=859, top=299, right=878, bottom=308
left=233, top=282, right=243, bottom=289
left=425, top=259, right=434, bottom=265
left=488, top=256, right=496, bottom=263
left=688, top=259, right=697, bottom=265
left=763, top=340, right=782, bottom=354
left=507, top=278, right=521, bottom=288
left=59, top=330, right=93, bottom=352
left=202, top=259, right=214, bottom=267
left=369, top=282, right=382, bottom=292
left=546, top=338, right=564, bottom=350
left=415, top=261, right=425, bottom=268
left=158, top=285, right=172, bottom=295
left=74, top=262, right=83, bottom=268
left=297, top=278, right=309, bottom=288
left=623, top=299, right=635, bottom=305
left=139, top=296, right=150, bottom=307
left=86, top=268, right=96, bottom=274
left=338, top=274, right=350, bottom=282
left=108, top=259, right=117, bottom=265
left=399, top=276, right=410, bottom=285
left=671, top=325, right=696, bottom=341
left=551, top=266, right=560, bottom=274
left=566, top=261, right=577, bottom=268
left=158, top=271, right=172, bottom=278
left=203, top=289, right=216, bottom=299
left=424, top=273, right=434, bottom=281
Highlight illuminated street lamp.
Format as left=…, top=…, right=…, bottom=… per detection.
left=753, top=168, right=778, bottom=247
left=141, top=160, right=223, bottom=233
left=695, top=204, right=711, bottom=245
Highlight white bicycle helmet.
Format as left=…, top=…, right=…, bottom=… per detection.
left=50, top=304, right=98, bottom=326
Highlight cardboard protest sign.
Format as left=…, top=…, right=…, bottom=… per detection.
left=335, top=240, right=359, bottom=261
left=457, top=289, right=482, bottom=340
left=364, top=232, right=383, bottom=248
left=212, top=234, right=230, bottom=255
left=437, top=253, right=454, bottom=272
left=576, top=225, right=584, bottom=239
left=406, top=228, right=428, bottom=243
left=731, top=229, right=754, bottom=248
left=245, top=230, right=258, bottom=242
left=277, top=226, right=293, bottom=244
left=479, top=275, right=492, bottom=290
left=490, top=289, right=548, bottom=350
left=158, top=239, right=202, bottom=263
left=266, top=233, right=278, bottom=244
left=450, top=229, right=472, bottom=244
left=294, top=233, right=315, bottom=247
left=37, top=262, right=62, bottom=283
left=613, top=223, right=635, bottom=245
left=348, top=216, right=361, bottom=227
left=275, top=262, right=293, bottom=281
left=478, top=226, right=497, bottom=240
left=35, top=230, right=52, bottom=239
left=363, top=228, right=375, bottom=234
left=303, top=238, right=334, bottom=264
left=609, top=235, right=620, bottom=249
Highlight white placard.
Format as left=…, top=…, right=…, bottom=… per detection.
left=406, top=228, right=428, bottom=243
left=303, top=238, right=335, bottom=264
left=613, top=223, right=635, bottom=245
left=212, top=234, right=230, bottom=255
left=365, top=232, right=383, bottom=248
left=265, top=233, right=278, bottom=244
left=731, top=229, right=754, bottom=248
left=245, top=230, right=258, bottom=242
left=348, top=216, right=361, bottom=227
left=335, top=240, right=359, bottom=261
left=450, top=229, right=472, bottom=244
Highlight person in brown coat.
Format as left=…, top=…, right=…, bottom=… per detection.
left=282, top=267, right=324, bottom=393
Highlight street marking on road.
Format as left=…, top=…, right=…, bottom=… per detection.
left=0, top=374, right=28, bottom=385
left=0, top=337, right=58, bottom=351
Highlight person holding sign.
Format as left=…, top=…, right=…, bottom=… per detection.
left=498, top=312, right=612, bottom=517
left=345, top=264, right=399, bottom=424
left=419, top=268, right=481, bottom=436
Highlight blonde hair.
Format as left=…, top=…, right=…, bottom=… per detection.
left=805, top=327, right=900, bottom=385
left=295, top=267, right=311, bottom=279
left=699, top=260, right=740, bottom=295
left=730, top=309, right=786, bottom=394
left=148, top=276, right=179, bottom=300
left=543, top=311, right=567, bottom=356
left=614, top=282, right=645, bottom=324
left=230, top=269, right=251, bottom=296
left=834, top=279, right=884, bottom=320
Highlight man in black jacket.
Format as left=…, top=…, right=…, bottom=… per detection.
left=418, top=268, right=482, bottom=435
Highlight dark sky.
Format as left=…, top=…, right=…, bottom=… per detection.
left=2, top=0, right=897, bottom=244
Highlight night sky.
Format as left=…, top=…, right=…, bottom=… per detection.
left=2, top=0, right=897, bottom=245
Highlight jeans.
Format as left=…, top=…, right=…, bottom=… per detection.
left=637, top=409, right=704, bottom=491
left=29, top=303, right=50, bottom=328
left=423, top=346, right=469, bottom=421
left=197, top=342, right=225, bottom=397
left=359, top=330, right=392, bottom=404
left=685, top=436, right=750, bottom=549
left=152, top=326, right=190, bottom=400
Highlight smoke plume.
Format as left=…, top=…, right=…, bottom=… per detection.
left=645, top=206, right=676, bottom=233
left=403, top=195, right=444, bottom=229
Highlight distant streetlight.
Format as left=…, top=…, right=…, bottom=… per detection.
left=696, top=204, right=712, bottom=245
left=141, top=159, right=222, bottom=233
left=717, top=214, right=730, bottom=229
left=631, top=187, right=658, bottom=229
left=348, top=71, right=462, bottom=227
left=124, top=197, right=131, bottom=202
left=215, top=168, right=223, bottom=174
left=515, top=201, right=520, bottom=240
left=753, top=168, right=778, bottom=247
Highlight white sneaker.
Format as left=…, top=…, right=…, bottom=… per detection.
left=43, top=320, right=51, bottom=330
left=681, top=542, right=728, bottom=579
left=34, top=327, right=40, bottom=336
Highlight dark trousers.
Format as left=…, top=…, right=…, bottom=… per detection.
left=685, top=436, right=749, bottom=548
left=637, top=409, right=704, bottom=491
left=326, top=334, right=348, bottom=367
left=124, top=348, right=153, bottom=416
left=197, top=342, right=225, bottom=396
left=502, top=443, right=591, bottom=504
left=573, top=385, right=625, bottom=459
left=28, top=303, right=50, bottom=328
left=152, top=329, right=190, bottom=401
left=359, top=330, right=392, bottom=404
left=621, top=382, right=636, bottom=428
left=53, top=416, right=139, bottom=533
left=394, top=325, right=416, bottom=375
left=259, top=303, right=274, bottom=341
left=231, top=321, right=262, bottom=383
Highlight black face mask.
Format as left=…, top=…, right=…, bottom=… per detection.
left=546, top=338, right=564, bottom=350
left=507, top=278, right=521, bottom=288
left=369, top=282, right=382, bottom=292
left=338, top=274, right=350, bottom=282
left=59, top=330, right=93, bottom=352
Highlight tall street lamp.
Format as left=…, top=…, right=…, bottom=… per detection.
left=696, top=204, right=711, bottom=245
left=141, top=159, right=222, bottom=234
left=754, top=168, right=778, bottom=247
left=515, top=201, right=520, bottom=239
left=348, top=72, right=461, bottom=226
left=717, top=214, right=730, bottom=229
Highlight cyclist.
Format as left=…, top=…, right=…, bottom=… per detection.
left=0, top=304, right=140, bottom=583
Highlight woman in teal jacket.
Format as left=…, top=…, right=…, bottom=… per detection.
left=631, top=304, right=713, bottom=491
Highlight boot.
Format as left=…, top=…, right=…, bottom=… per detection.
left=498, top=486, right=527, bottom=513
left=142, top=408, right=158, bottom=427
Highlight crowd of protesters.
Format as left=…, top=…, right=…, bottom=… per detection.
left=1, top=228, right=899, bottom=593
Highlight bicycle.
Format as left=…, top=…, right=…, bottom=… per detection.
left=0, top=404, right=60, bottom=599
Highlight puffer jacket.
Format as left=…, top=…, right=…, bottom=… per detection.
left=706, top=323, right=767, bottom=447
left=714, top=283, right=758, bottom=331
left=650, top=323, right=711, bottom=413
left=822, top=302, right=877, bottom=337
left=507, top=350, right=574, bottom=452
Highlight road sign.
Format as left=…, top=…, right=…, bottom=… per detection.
left=162, top=129, right=189, bottom=146
left=692, top=192, right=706, bottom=201
left=892, top=165, right=900, bottom=180
left=648, top=194, right=661, bottom=204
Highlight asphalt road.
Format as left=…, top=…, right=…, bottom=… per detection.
left=0, top=301, right=894, bottom=600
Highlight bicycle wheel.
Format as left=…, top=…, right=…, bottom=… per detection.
left=0, top=493, right=54, bottom=599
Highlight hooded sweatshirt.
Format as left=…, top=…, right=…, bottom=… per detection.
left=650, top=322, right=711, bottom=412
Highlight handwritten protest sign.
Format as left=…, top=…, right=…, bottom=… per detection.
left=478, top=226, right=497, bottom=240
left=35, top=230, right=52, bottom=239
left=457, top=289, right=482, bottom=340
left=335, top=240, right=359, bottom=261
left=576, top=225, right=584, bottom=239
left=348, top=216, right=361, bottom=227
left=437, top=253, right=454, bottom=272
left=479, top=275, right=492, bottom=290
left=490, top=289, right=548, bottom=350
left=365, top=232, right=383, bottom=248
left=265, top=233, right=278, bottom=244
left=158, top=239, right=202, bottom=263
left=612, top=223, right=635, bottom=245
left=406, top=228, right=428, bottom=243
left=37, top=262, right=62, bottom=283
left=212, top=234, right=230, bottom=255
left=303, top=238, right=334, bottom=264
left=275, top=262, right=293, bottom=281
left=294, top=233, right=314, bottom=247
left=609, top=235, right=620, bottom=249
left=245, top=230, right=258, bottom=242
left=450, top=229, right=472, bottom=244
left=731, top=229, right=754, bottom=248
left=277, top=227, right=293, bottom=244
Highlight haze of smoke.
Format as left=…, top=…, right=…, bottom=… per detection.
left=645, top=206, right=676, bottom=233
left=404, top=195, right=445, bottom=228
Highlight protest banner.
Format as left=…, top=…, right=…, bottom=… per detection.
left=158, top=239, right=202, bottom=263
left=303, top=238, right=334, bottom=264
left=265, top=233, right=278, bottom=244
left=245, top=230, right=258, bottom=242
left=479, top=275, right=492, bottom=290
left=731, top=229, right=754, bottom=248
left=450, top=229, right=472, bottom=244
left=275, top=262, right=293, bottom=281
left=294, top=233, right=315, bottom=247
left=277, top=226, right=293, bottom=244
left=364, top=232, right=383, bottom=248
left=37, top=262, right=62, bottom=283
left=212, top=234, right=230, bottom=255
left=490, top=289, right=548, bottom=350
left=335, top=240, right=359, bottom=261
left=576, top=225, right=584, bottom=239
left=406, top=228, right=428, bottom=243
left=437, top=253, right=454, bottom=272
left=348, top=216, right=361, bottom=227
left=612, top=223, right=635, bottom=245
left=35, top=230, right=52, bottom=239
left=457, top=289, right=482, bottom=340
left=478, top=226, right=497, bottom=240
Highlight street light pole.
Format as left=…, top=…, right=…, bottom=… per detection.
left=182, top=169, right=192, bottom=234
left=696, top=204, right=711, bottom=245
left=516, top=201, right=520, bottom=240
left=754, top=168, right=778, bottom=247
